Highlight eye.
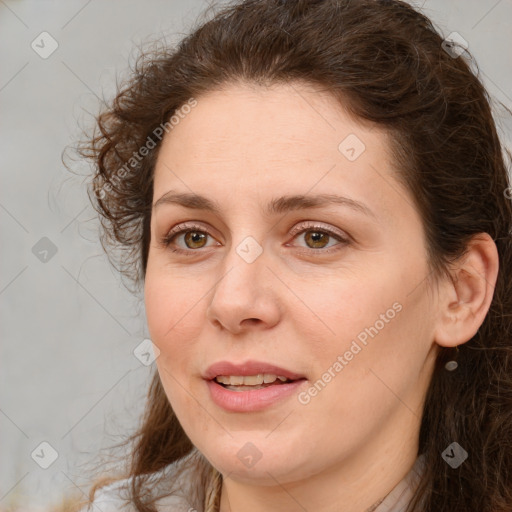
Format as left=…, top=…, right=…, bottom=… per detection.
left=159, top=222, right=218, bottom=255
left=159, top=221, right=350, bottom=256
left=287, top=222, right=350, bottom=254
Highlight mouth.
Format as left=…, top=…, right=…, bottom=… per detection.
left=204, top=359, right=306, bottom=384
left=203, top=360, right=307, bottom=412
left=213, top=373, right=298, bottom=391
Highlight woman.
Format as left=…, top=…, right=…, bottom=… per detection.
left=76, top=0, right=512, bottom=511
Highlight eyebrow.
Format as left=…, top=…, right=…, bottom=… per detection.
left=152, top=191, right=376, bottom=219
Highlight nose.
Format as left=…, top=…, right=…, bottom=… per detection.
left=205, top=241, right=282, bottom=334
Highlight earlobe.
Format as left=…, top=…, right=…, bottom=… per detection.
left=433, top=232, right=499, bottom=348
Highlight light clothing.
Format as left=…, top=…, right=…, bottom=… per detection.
left=373, top=454, right=425, bottom=512
left=83, top=449, right=425, bottom=512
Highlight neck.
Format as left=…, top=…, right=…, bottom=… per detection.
left=218, top=426, right=420, bottom=512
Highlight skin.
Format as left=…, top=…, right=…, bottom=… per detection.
left=144, top=80, right=499, bottom=512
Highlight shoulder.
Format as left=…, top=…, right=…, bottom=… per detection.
left=78, top=478, right=134, bottom=511
left=80, top=449, right=204, bottom=512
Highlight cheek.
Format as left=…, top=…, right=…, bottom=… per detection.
left=294, top=263, right=430, bottom=391
left=289, top=273, right=398, bottom=357
left=145, top=269, right=199, bottom=338
left=144, top=273, right=207, bottom=385
left=144, top=273, right=204, bottom=413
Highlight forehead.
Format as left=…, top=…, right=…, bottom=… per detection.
left=152, top=81, right=407, bottom=224
left=157, top=81, right=382, bottom=161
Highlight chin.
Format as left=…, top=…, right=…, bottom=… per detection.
left=196, top=435, right=312, bottom=485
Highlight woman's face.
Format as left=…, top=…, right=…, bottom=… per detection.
left=144, top=81, right=440, bottom=485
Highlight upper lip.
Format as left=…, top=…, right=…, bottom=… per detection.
left=204, top=360, right=306, bottom=381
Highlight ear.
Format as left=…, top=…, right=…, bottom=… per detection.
left=433, top=232, right=499, bottom=348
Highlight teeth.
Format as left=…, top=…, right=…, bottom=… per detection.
left=215, top=374, right=289, bottom=386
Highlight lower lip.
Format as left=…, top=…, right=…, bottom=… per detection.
left=206, top=379, right=307, bottom=412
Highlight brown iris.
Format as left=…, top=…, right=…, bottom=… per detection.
left=305, top=231, right=329, bottom=249
left=184, top=231, right=208, bottom=249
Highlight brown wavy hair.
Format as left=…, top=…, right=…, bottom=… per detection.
left=73, top=0, right=512, bottom=510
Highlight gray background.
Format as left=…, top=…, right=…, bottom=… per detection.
left=1, top=0, right=511, bottom=509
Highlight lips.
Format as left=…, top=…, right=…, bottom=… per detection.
left=203, top=360, right=306, bottom=382
left=204, top=360, right=307, bottom=412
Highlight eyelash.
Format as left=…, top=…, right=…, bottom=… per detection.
left=159, top=221, right=350, bottom=257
